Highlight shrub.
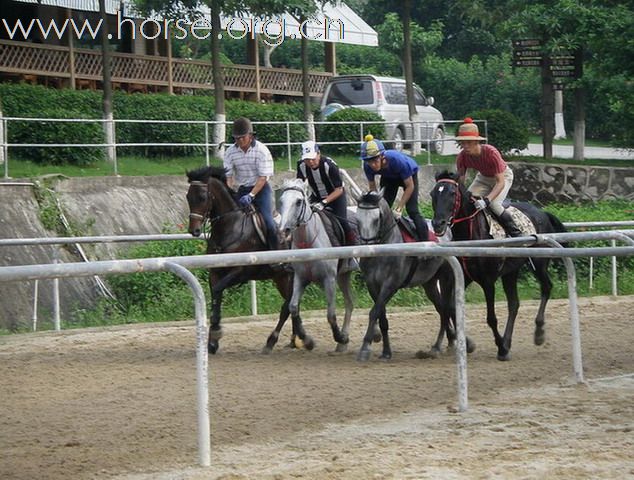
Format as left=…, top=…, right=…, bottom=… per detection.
left=464, top=108, right=529, bottom=154
left=225, top=99, right=308, bottom=159
left=317, top=108, right=387, bottom=156
left=115, top=92, right=213, bottom=158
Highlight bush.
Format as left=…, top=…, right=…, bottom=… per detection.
left=317, top=108, right=387, bottom=156
left=115, top=92, right=213, bottom=158
left=464, top=108, right=529, bottom=155
left=225, top=99, right=308, bottom=159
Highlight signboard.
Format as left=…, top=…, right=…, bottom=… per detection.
left=513, top=39, right=541, bottom=48
left=513, top=58, right=542, bottom=67
left=513, top=49, right=542, bottom=58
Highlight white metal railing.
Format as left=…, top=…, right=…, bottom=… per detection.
left=2, top=224, right=633, bottom=333
left=1, top=230, right=634, bottom=467
left=0, top=116, right=482, bottom=177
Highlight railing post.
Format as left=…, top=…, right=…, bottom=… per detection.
left=32, top=279, right=39, bottom=332
left=53, top=250, right=61, bottom=331
left=611, top=239, right=617, bottom=296
left=286, top=122, right=292, bottom=171
left=1, top=110, right=8, bottom=178
left=204, top=122, right=210, bottom=167
left=446, top=256, right=468, bottom=412
left=163, top=262, right=210, bottom=467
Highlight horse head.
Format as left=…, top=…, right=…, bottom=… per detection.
left=430, top=170, right=475, bottom=236
left=278, top=178, right=310, bottom=239
left=185, top=166, right=233, bottom=237
left=357, top=188, right=395, bottom=244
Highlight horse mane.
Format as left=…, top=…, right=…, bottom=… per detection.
left=186, top=165, right=227, bottom=184
left=435, top=170, right=460, bottom=182
left=358, top=190, right=382, bottom=208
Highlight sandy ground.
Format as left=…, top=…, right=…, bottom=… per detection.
left=1, top=295, right=633, bottom=480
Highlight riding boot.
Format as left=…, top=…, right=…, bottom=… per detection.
left=340, top=231, right=360, bottom=273
left=413, top=217, right=429, bottom=241
left=496, top=209, right=523, bottom=237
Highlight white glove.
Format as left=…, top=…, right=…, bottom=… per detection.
left=312, top=201, right=325, bottom=211
left=473, top=198, right=489, bottom=211
left=393, top=206, right=403, bottom=219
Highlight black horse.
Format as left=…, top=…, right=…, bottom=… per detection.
left=430, top=171, right=566, bottom=361
left=355, top=189, right=472, bottom=361
left=186, top=166, right=313, bottom=354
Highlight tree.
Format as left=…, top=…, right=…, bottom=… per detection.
left=135, top=0, right=318, bottom=156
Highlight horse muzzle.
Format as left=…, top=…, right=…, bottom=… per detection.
left=432, top=218, right=450, bottom=237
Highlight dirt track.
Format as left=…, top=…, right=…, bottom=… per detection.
left=1, top=296, right=633, bottom=479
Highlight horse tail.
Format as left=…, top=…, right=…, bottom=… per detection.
left=546, top=211, right=566, bottom=234
left=544, top=211, right=568, bottom=248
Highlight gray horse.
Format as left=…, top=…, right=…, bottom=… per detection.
left=355, top=189, right=474, bottom=361
left=278, top=178, right=355, bottom=353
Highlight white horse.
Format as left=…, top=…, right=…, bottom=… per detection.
left=278, top=178, right=355, bottom=353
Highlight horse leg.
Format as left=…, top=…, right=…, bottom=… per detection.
left=378, top=306, right=392, bottom=360
left=499, top=271, right=520, bottom=361
left=323, top=275, right=348, bottom=349
left=422, top=281, right=446, bottom=358
left=357, top=301, right=382, bottom=362
left=481, top=280, right=504, bottom=359
left=289, top=277, right=315, bottom=351
left=335, top=272, right=354, bottom=353
left=532, top=259, right=553, bottom=346
left=263, top=276, right=294, bottom=353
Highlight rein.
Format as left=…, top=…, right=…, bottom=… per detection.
left=436, top=178, right=480, bottom=225
left=357, top=203, right=398, bottom=244
left=280, top=185, right=319, bottom=247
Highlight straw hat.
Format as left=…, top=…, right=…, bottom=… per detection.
left=455, top=118, right=486, bottom=141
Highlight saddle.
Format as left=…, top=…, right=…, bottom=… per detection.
left=315, top=209, right=346, bottom=247
left=483, top=207, right=536, bottom=239
left=397, top=217, right=438, bottom=243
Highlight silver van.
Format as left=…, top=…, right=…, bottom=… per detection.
left=320, top=74, right=445, bottom=154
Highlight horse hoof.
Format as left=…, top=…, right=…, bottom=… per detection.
left=467, top=338, right=476, bottom=353
left=379, top=353, right=392, bottom=361
left=497, top=351, right=512, bottom=361
left=293, top=336, right=304, bottom=349
left=335, top=343, right=348, bottom=353
left=304, top=336, right=315, bottom=351
left=534, top=331, right=546, bottom=346
left=357, top=349, right=371, bottom=362
left=208, top=341, right=218, bottom=355
left=209, top=329, right=223, bottom=341
left=261, top=346, right=272, bottom=355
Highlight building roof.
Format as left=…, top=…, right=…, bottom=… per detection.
left=11, top=0, right=378, bottom=47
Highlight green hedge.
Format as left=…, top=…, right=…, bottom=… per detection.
left=0, top=84, right=314, bottom=164
left=316, top=108, right=387, bottom=156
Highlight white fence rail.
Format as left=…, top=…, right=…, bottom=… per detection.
left=1, top=231, right=634, bottom=468
left=0, top=116, right=479, bottom=177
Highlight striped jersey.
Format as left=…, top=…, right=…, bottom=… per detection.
left=224, top=139, right=274, bottom=187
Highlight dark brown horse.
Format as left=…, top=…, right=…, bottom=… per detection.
left=430, top=171, right=566, bottom=361
left=186, top=166, right=313, bottom=354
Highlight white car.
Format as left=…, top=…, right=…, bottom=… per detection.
left=320, top=74, right=445, bottom=154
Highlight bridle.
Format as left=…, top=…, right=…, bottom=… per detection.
left=280, top=185, right=313, bottom=229
left=357, top=202, right=397, bottom=244
left=188, top=181, right=209, bottom=223
left=435, top=178, right=480, bottom=226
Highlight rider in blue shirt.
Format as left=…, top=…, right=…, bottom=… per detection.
left=361, top=134, right=429, bottom=241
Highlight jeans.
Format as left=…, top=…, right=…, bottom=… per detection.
left=237, top=183, right=278, bottom=250
left=380, top=174, right=429, bottom=240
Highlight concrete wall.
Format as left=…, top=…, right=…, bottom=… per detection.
left=1, top=162, right=632, bottom=330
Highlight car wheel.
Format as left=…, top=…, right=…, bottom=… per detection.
left=393, top=127, right=405, bottom=151
left=430, top=127, right=445, bottom=155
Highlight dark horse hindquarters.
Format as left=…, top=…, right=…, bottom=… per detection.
left=430, top=171, right=566, bottom=361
